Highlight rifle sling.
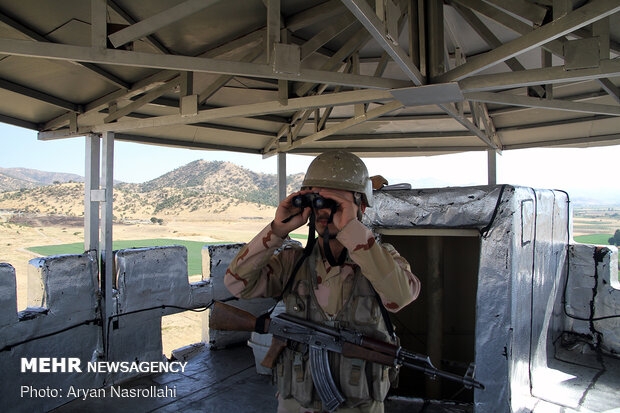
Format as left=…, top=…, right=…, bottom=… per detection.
left=371, top=285, right=396, bottom=339
left=266, top=209, right=317, bottom=316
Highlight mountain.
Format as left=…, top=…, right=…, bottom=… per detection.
left=0, top=172, right=41, bottom=192
left=0, top=167, right=83, bottom=192
left=0, top=161, right=305, bottom=220
left=133, top=160, right=305, bottom=207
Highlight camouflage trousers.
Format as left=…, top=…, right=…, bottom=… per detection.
left=276, top=395, right=383, bottom=413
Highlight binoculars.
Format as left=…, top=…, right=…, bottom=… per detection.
left=292, top=193, right=337, bottom=210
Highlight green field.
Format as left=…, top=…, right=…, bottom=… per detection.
left=574, top=234, right=620, bottom=280
left=27, top=239, right=235, bottom=276
left=27, top=233, right=617, bottom=278
left=574, top=234, right=616, bottom=245
left=289, top=233, right=308, bottom=240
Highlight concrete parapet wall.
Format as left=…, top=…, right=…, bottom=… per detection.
left=0, top=263, right=18, bottom=326
left=205, top=243, right=275, bottom=349
left=115, top=245, right=192, bottom=312
left=28, top=252, right=100, bottom=318
left=107, top=245, right=212, bottom=383
left=0, top=253, right=101, bottom=413
left=565, top=243, right=620, bottom=354
left=0, top=245, right=213, bottom=412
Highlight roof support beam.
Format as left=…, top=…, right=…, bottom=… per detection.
left=266, top=0, right=280, bottom=63
left=266, top=100, right=405, bottom=155
left=289, top=146, right=487, bottom=154
left=465, top=91, right=620, bottom=116
left=443, top=6, right=502, bottom=149
left=113, top=134, right=262, bottom=154
left=300, top=13, right=357, bottom=61
left=573, top=27, right=620, bottom=56
left=340, top=0, right=425, bottom=85
left=43, top=70, right=180, bottom=130
left=0, top=8, right=130, bottom=89
left=108, top=0, right=222, bottom=48
left=91, top=0, right=107, bottom=49
left=0, top=38, right=410, bottom=90
left=200, top=29, right=266, bottom=59
left=0, top=113, right=38, bottom=130
left=502, top=133, right=620, bottom=150
left=198, top=47, right=264, bottom=105
left=294, top=25, right=370, bottom=96
left=478, top=103, right=502, bottom=149
left=438, top=103, right=496, bottom=149
left=0, top=77, right=80, bottom=112
left=41, top=2, right=335, bottom=132
left=598, top=78, right=620, bottom=105
left=107, top=0, right=170, bottom=54
left=88, top=89, right=394, bottom=133
left=460, top=59, right=620, bottom=92
left=104, top=76, right=181, bottom=123
left=286, top=0, right=346, bottom=32
left=281, top=83, right=335, bottom=147
left=484, top=0, right=548, bottom=26
left=41, top=108, right=278, bottom=140
left=318, top=131, right=472, bottom=141
left=450, top=0, right=565, bottom=58
left=437, top=0, right=620, bottom=82
left=450, top=1, right=546, bottom=97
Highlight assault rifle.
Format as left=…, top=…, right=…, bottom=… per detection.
left=210, top=301, right=484, bottom=412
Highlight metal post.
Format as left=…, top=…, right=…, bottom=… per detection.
left=426, top=236, right=443, bottom=398
left=277, top=152, right=287, bottom=202
left=408, top=0, right=420, bottom=68
left=101, top=132, right=114, bottom=356
left=426, top=0, right=444, bottom=79
left=84, top=135, right=100, bottom=252
left=487, top=149, right=497, bottom=185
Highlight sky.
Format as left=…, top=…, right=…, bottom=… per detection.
left=1, top=123, right=620, bottom=204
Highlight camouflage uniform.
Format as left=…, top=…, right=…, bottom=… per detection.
left=225, top=218, right=420, bottom=412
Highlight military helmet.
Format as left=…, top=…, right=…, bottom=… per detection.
left=302, top=150, right=373, bottom=207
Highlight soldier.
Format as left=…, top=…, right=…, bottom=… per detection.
left=224, top=150, right=421, bottom=413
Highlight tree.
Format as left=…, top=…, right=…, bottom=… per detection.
left=609, top=229, right=620, bottom=246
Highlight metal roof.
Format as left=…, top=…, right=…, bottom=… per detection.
left=0, top=0, right=619, bottom=157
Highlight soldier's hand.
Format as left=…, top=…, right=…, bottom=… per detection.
left=318, top=189, right=357, bottom=231
left=272, top=190, right=312, bottom=238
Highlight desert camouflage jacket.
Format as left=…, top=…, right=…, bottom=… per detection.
left=225, top=219, right=420, bottom=316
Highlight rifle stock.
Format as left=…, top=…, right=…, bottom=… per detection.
left=210, top=301, right=259, bottom=332
left=261, top=336, right=288, bottom=369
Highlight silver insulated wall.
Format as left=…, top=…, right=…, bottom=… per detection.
left=363, top=185, right=620, bottom=413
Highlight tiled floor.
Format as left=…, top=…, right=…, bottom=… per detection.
left=52, top=345, right=278, bottom=413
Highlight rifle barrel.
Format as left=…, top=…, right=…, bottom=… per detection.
left=401, top=360, right=485, bottom=390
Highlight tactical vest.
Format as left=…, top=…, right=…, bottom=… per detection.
left=275, top=246, right=397, bottom=409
